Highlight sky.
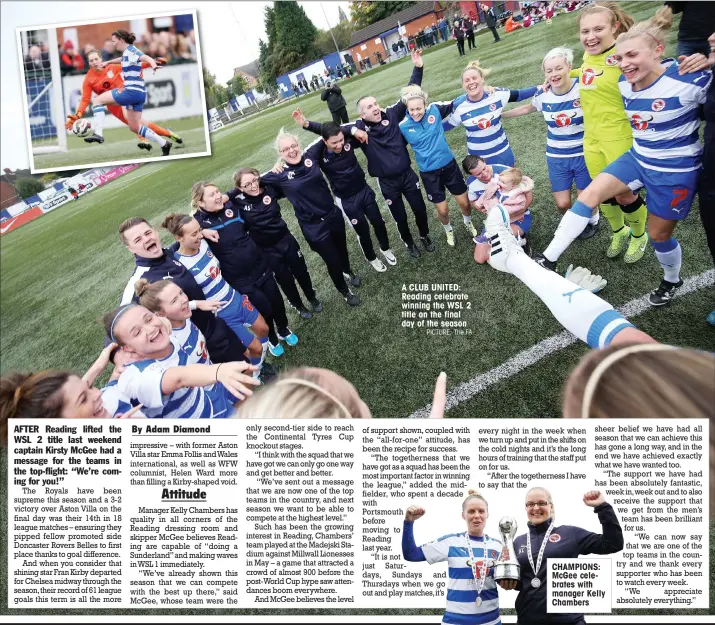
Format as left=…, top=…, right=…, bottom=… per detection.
left=0, top=1, right=350, bottom=171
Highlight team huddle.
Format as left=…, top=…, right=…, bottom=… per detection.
left=2, top=3, right=713, bottom=420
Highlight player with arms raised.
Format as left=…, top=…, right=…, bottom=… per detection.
left=66, top=49, right=182, bottom=151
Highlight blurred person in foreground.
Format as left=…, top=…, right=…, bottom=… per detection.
left=238, top=369, right=446, bottom=419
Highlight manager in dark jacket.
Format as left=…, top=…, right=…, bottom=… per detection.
left=321, top=81, right=349, bottom=124
left=482, top=4, right=502, bottom=42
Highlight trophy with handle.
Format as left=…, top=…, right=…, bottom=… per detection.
left=493, top=516, right=521, bottom=581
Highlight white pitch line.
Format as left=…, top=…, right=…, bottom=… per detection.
left=408, top=269, right=715, bottom=418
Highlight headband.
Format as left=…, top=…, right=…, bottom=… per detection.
left=274, top=378, right=352, bottom=419
left=109, top=304, right=137, bottom=343
left=580, top=343, right=677, bottom=419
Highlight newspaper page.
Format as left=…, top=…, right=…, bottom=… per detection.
left=7, top=418, right=710, bottom=621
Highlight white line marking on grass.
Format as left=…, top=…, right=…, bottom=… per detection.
left=409, top=269, right=715, bottom=418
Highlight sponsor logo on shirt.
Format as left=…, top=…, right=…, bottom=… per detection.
left=476, top=116, right=493, bottom=130
left=630, top=113, right=653, bottom=131
left=208, top=265, right=220, bottom=280
left=581, top=68, right=603, bottom=87
left=386, top=199, right=392, bottom=205
left=553, top=111, right=577, bottom=127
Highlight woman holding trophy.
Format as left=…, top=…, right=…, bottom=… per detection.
left=402, top=489, right=504, bottom=625
left=501, top=487, right=623, bottom=625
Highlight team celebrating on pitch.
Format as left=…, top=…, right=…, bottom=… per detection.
left=1, top=3, right=714, bottom=420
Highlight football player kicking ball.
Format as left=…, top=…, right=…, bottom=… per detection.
left=65, top=49, right=182, bottom=152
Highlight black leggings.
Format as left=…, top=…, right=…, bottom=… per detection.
left=305, top=226, right=353, bottom=295
left=242, top=273, right=289, bottom=344
left=264, top=235, right=316, bottom=310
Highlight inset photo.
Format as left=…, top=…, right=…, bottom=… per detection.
left=18, top=10, right=210, bottom=173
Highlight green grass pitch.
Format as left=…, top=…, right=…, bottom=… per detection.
left=2, top=3, right=714, bottom=420
left=31, top=115, right=208, bottom=170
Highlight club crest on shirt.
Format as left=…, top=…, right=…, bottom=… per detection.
left=427, top=194, right=432, bottom=200
left=489, top=549, right=498, bottom=559
left=207, top=251, right=213, bottom=258
left=107, top=70, right=114, bottom=78
left=382, top=119, right=390, bottom=126
left=386, top=199, right=392, bottom=206
left=572, top=98, right=581, bottom=108
left=651, top=99, right=666, bottom=112
left=304, top=158, right=313, bottom=168
left=489, top=103, right=497, bottom=111
left=263, top=195, right=272, bottom=205
left=344, top=143, right=351, bottom=151
left=549, top=533, right=561, bottom=543
left=605, top=54, right=618, bottom=66
left=351, top=218, right=358, bottom=225
left=225, top=208, right=234, bottom=218
left=427, top=114, right=436, bottom=124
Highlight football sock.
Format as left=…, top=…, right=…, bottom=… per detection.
left=652, top=238, right=682, bottom=283
left=139, top=125, right=167, bottom=147
left=620, top=196, right=647, bottom=238
left=505, top=250, right=634, bottom=347
left=92, top=107, right=105, bottom=137
left=600, top=200, right=625, bottom=232
left=542, top=200, right=592, bottom=262
left=588, top=209, right=600, bottom=226
left=463, top=214, right=473, bottom=226
left=149, top=122, right=172, bottom=138
left=443, top=222, right=453, bottom=233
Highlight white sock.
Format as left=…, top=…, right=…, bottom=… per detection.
left=93, top=108, right=105, bottom=137
left=505, top=251, right=634, bottom=347
left=463, top=215, right=472, bottom=226
left=653, top=239, right=682, bottom=283
left=443, top=222, right=453, bottom=233
left=588, top=209, right=600, bottom=226
left=139, top=125, right=167, bottom=147
left=543, top=201, right=592, bottom=262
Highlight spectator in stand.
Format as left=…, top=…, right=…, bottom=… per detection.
left=453, top=20, right=466, bottom=57
left=60, top=40, right=85, bottom=74
left=24, top=45, right=50, bottom=73
left=482, top=4, right=502, bottom=42
left=101, top=39, right=115, bottom=62
left=666, top=2, right=715, bottom=56
left=157, top=43, right=171, bottom=64
left=186, top=29, right=197, bottom=58
left=80, top=43, right=95, bottom=70
left=175, top=34, right=193, bottom=60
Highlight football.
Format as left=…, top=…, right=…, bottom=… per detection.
left=72, top=118, right=92, bottom=137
